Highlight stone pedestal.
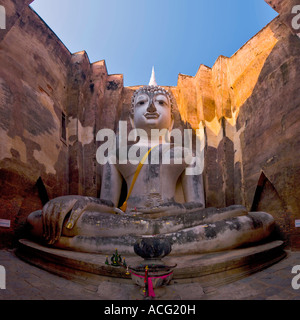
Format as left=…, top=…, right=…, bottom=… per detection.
left=16, top=239, right=286, bottom=289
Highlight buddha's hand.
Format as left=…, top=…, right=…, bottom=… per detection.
left=65, top=197, right=115, bottom=231
left=42, top=196, right=114, bottom=244
left=42, top=195, right=82, bottom=245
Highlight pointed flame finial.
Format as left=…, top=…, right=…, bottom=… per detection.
left=148, top=66, right=157, bottom=86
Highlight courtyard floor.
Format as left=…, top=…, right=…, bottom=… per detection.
left=0, top=249, right=300, bottom=300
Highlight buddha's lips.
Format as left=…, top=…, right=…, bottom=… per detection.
left=144, top=113, right=160, bottom=119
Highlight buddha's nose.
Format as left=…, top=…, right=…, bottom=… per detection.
left=147, top=99, right=157, bottom=113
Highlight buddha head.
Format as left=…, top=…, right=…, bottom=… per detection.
left=130, top=85, right=174, bottom=132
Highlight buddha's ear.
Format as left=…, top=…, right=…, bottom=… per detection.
left=165, top=117, right=175, bottom=143
left=129, top=114, right=138, bottom=141
left=169, top=116, right=174, bottom=132
left=129, top=114, right=135, bottom=129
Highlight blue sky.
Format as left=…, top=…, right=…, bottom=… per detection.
left=30, top=0, right=278, bottom=87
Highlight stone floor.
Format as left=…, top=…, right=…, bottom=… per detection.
left=0, top=249, right=300, bottom=300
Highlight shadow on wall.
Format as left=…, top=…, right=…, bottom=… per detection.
left=235, top=21, right=300, bottom=247
left=0, top=174, right=48, bottom=249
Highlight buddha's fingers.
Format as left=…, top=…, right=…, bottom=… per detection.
left=55, top=212, right=67, bottom=243
left=52, top=202, right=65, bottom=243
left=42, top=197, right=79, bottom=243
left=66, top=198, right=115, bottom=230
left=48, top=203, right=57, bottom=244
left=65, top=199, right=87, bottom=230
left=55, top=198, right=81, bottom=237
left=42, top=202, right=54, bottom=241
left=41, top=202, right=49, bottom=239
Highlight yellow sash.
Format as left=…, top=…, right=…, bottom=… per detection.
left=119, top=145, right=157, bottom=212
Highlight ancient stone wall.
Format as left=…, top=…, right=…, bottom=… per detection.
left=0, top=2, right=71, bottom=246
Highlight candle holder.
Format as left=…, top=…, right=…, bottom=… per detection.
left=133, top=236, right=172, bottom=266
left=129, top=237, right=176, bottom=298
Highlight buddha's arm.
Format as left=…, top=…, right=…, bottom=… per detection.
left=41, top=164, right=123, bottom=244
left=64, top=163, right=123, bottom=229
left=100, top=162, right=123, bottom=207
left=181, top=172, right=205, bottom=208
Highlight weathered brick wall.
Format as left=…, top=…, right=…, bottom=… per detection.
left=0, top=3, right=71, bottom=247
left=0, top=2, right=125, bottom=247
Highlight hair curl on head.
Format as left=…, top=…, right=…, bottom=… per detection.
left=131, top=85, right=174, bottom=114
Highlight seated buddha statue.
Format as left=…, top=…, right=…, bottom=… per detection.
left=27, top=80, right=275, bottom=255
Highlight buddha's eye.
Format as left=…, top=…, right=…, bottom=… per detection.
left=138, top=101, right=145, bottom=105
left=158, top=100, right=165, bottom=106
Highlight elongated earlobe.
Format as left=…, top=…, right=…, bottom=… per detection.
left=166, top=117, right=175, bottom=142
left=169, top=117, right=174, bottom=132
left=129, top=115, right=138, bottom=141
left=129, top=115, right=135, bottom=129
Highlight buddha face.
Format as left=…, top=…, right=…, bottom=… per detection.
left=132, top=88, right=173, bottom=131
